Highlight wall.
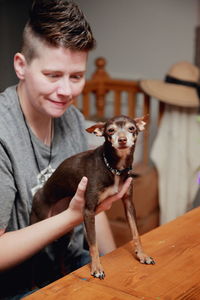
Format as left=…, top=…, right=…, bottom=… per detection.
left=76, top=0, right=199, bottom=81
left=74, top=0, right=199, bottom=151
left=0, top=0, right=199, bottom=89
left=0, top=0, right=31, bottom=91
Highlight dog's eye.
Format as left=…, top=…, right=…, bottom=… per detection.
left=128, top=126, right=135, bottom=132
left=107, top=128, right=115, bottom=134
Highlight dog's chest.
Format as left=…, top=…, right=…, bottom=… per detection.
left=98, top=176, right=121, bottom=203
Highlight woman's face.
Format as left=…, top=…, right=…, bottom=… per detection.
left=15, top=45, right=88, bottom=119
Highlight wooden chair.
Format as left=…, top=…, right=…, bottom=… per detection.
left=75, top=57, right=164, bottom=246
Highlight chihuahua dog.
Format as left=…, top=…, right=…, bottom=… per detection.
left=31, top=115, right=155, bottom=279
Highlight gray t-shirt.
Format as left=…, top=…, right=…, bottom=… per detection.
left=0, top=86, right=88, bottom=296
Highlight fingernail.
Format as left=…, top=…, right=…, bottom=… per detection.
left=82, top=176, right=88, bottom=184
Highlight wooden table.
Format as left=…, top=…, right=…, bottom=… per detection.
left=25, top=207, right=200, bottom=300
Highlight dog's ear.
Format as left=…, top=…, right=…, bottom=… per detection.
left=86, top=122, right=105, bottom=136
left=134, top=114, right=149, bottom=131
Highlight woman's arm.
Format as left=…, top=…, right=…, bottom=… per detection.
left=0, top=177, right=132, bottom=272
left=0, top=177, right=88, bottom=272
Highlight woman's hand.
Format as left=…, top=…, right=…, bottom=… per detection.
left=68, top=176, right=133, bottom=217
left=68, top=177, right=88, bottom=219
left=96, top=177, right=132, bottom=213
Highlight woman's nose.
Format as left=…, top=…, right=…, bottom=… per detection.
left=57, top=78, right=72, bottom=97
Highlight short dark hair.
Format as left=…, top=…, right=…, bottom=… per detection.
left=21, top=0, right=96, bottom=62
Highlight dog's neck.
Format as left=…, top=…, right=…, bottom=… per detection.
left=102, top=141, right=135, bottom=176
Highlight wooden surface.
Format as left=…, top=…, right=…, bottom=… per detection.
left=25, top=207, right=200, bottom=300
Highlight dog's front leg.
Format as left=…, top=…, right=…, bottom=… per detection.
left=122, top=195, right=155, bottom=265
left=84, top=208, right=105, bottom=279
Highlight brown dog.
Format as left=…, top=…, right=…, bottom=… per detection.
left=31, top=115, right=155, bottom=279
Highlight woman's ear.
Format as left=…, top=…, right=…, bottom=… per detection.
left=14, top=53, right=27, bottom=80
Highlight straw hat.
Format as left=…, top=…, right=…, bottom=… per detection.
left=140, top=61, right=200, bottom=107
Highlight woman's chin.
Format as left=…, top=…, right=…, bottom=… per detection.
left=46, top=103, right=72, bottom=118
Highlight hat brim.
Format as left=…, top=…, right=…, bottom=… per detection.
left=140, top=80, right=199, bottom=108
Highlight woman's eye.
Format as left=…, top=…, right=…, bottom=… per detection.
left=44, top=73, right=60, bottom=79
left=71, top=74, right=84, bottom=81
left=72, top=75, right=81, bottom=79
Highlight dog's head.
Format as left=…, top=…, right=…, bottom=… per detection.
left=86, top=115, right=148, bottom=150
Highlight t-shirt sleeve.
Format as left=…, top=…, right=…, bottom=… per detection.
left=0, top=141, right=16, bottom=229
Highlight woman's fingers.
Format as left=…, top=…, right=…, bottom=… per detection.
left=69, top=177, right=88, bottom=211
left=96, top=177, right=132, bottom=213
left=69, top=176, right=132, bottom=214
left=76, top=176, right=88, bottom=197
left=116, top=177, right=133, bottom=199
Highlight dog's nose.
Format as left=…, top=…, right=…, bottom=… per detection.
left=118, top=137, right=127, bottom=144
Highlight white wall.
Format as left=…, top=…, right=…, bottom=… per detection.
left=0, top=0, right=31, bottom=91
left=76, top=0, right=199, bottom=81
left=75, top=0, right=199, bottom=155
left=0, top=0, right=199, bottom=89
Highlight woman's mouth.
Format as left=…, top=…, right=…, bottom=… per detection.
left=48, top=98, right=72, bottom=107
left=50, top=99, right=66, bottom=106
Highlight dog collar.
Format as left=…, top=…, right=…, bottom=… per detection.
left=103, top=153, right=132, bottom=176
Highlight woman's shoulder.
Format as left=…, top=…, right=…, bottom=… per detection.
left=0, top=85, right=17, bottom=102
left=0, top=86, right=21, bottom=138
left=0, top=85, right=18, bottom=116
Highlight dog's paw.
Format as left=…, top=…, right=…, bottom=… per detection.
left=92, top=270, right=105, bottom=280
left=135, top=251, right=155, bottom=265
left=91, top=263, right=105, bottom=279
left=143, top=256, right=155, bottom=265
